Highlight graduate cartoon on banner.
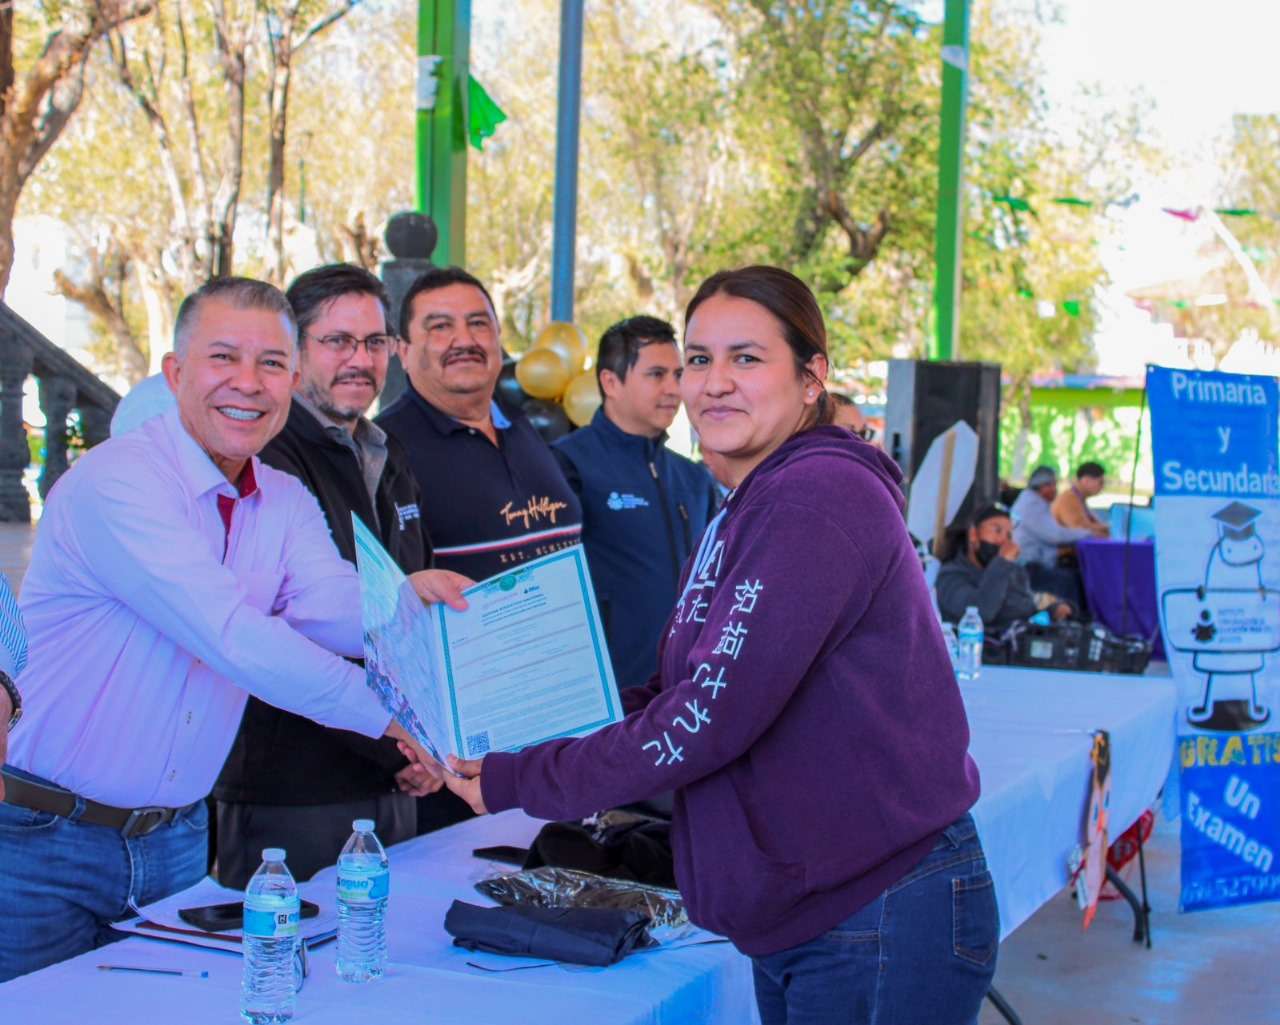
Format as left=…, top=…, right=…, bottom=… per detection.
left=1162, top=500, right=1280, bottom=730
left=1148, top=364, right=1280, bottom=912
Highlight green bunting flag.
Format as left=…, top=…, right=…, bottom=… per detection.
left=1214, top=208, right=1258, bottom=218
left=1062, top=300, right=1082, bottom=318
left=468, top=75, right=508, bottom=151
left=1052, top=197, right=1094, bottom=208
left=992, top=194, right=1034, bottom=214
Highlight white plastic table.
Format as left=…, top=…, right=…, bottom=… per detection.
left=1, top=665, right=1177, bottom=1022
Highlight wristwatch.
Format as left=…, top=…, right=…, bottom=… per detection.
left=0, top=670, right=20, bottom=730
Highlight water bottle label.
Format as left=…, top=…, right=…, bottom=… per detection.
left=243, top=899, right=300, bottom=939
left=337, top=867, right=389, bottom=903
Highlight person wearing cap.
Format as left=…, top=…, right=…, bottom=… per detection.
left=1012, top=466, right=1108, bottom=565
left=936, top=504, right=1072, bottom=633
left=1051, top=461, right=1107, bottom=530
left=0, top=277, right=463, bottom=982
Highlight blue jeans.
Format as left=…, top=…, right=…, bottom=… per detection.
left=0, top=767, right=209, bottom=981
left=752, top=814, right=998, bottom=1025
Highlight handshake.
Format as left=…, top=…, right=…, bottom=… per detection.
left=392, top=734, right=489, bottom=816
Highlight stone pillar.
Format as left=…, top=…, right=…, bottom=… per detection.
left=38, top=375, right=76, bottom=499
left=0, top=335, right=34, bottom=522
left=78, top=402, right=112, bottom=449
left=379, top=212, right=438, bottom=409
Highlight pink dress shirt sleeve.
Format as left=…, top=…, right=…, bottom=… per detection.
left=65, top=461, right=390, bottom=740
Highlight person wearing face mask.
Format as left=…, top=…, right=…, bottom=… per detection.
left=426, top=266, right=996, bottom=1025
left=936, top=504, right=1072, bottom=632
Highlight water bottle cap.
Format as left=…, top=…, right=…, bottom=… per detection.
left=262, top=847, right=286, bottom=863
left=965, top=605, right=979, bottom=614
left=353, top=819, right=375, bottom=832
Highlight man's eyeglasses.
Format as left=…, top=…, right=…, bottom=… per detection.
left=307, top=332, right=395, bottom=357
left=853, top=425, right=877, bottom=442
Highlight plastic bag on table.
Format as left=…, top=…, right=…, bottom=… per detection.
left=475, top=865, right=689, bottom=931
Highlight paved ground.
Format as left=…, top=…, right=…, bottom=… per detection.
left=988, top=815, right=1279, bottom=1025
left=1, top=522, right=1277, bottom=1022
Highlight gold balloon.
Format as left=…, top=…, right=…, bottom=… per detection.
left=534, top=321, right=589, bottom=374
left=562, top=371, right=602, bottom=428
left=516, top=348, right=571, bottom=400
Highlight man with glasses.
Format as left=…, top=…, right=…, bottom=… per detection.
left=213, top=264, right=439, bottom=886
left=830, top=392, right=879, bottom=444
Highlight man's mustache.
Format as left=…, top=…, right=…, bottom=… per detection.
left=332, top=370, right=376, bottom=387
left=441, top=345, right=488, bottom=367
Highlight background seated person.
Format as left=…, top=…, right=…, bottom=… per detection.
left=1011, top=465, right=1102, bottom=607
left=937, top=504, right=1072, bottom=633
left=1051, top=461, right=1108, bottom=530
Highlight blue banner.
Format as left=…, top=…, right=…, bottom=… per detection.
left=1147, top=365, right=1280, bottom=912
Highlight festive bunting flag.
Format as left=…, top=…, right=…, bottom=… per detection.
left=1215, top=208, right=1258, bottom=218
left=1063, top=300, right=1082, bottom=318
left=1052, top=197, right=1094, bottom=208
left=1162, top=207, right=1200, bottom=222
left=992, top=194, right=1035, bottom=214
left=468, top=75, right=508, bottom=151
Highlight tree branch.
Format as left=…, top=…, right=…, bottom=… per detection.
left=297, top=0, right=359, bottom=50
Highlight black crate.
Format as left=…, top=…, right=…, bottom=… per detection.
left=1010, top=621, right=1085, bottom=670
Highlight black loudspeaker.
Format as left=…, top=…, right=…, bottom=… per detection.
left=885, top=360, right=1001, bottom=532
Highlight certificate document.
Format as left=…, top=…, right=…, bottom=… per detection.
left=354, top=517, right=621, bottom=762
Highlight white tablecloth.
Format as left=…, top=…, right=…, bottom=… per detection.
left=968, top=665, right=1177, bottom=937
left=1, top=666, right=1176, bottom=1021
left=0, top=812, right=756, bottom=1025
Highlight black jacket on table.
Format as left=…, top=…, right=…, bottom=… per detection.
left=213, top=398, right=432, bottom=806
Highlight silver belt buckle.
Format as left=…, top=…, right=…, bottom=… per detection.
left=121, top=805, right=173, bottom=839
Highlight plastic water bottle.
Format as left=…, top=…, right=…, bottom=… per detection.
left=957, top=606, right=984, bottom=681
left=940, top=621, right=960, bottom=674
left=241, top=848, right=300, bottom=1024
left=336, top=819, right=389, bottom=983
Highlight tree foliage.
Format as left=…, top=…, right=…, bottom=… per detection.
left=15, top=0, right=1155, bottom=394
left=0, top=0, right=154, bottom=294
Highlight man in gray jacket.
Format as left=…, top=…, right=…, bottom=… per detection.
left=937, top=504, right=1072, bottom=632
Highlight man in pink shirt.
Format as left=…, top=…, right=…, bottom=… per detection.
left=0, top=277, right=463, bottom=981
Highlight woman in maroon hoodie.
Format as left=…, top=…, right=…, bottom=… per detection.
left=442, top=266, right=997, bottom=1023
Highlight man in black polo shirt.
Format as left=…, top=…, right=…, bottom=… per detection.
left=214, top=264, right=454, bottom=885
left=553, top=316, right=719, bottom=689
left=377, top=266, right=582, bottom=832
left=377, top=267, right=583, bottom=581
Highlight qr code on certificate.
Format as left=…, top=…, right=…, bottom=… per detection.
left=466, top=731, right=492, bottom=756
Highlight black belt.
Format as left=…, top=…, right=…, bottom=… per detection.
left=1, top=771, right=192, bottom=839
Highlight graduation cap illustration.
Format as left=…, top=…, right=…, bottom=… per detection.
left=1213, top=501, right=1262, bottom=541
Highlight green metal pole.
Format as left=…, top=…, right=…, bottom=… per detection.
left=416, top=0, right=470, bottom=265
left=931, top=0, right=971, bottom=361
